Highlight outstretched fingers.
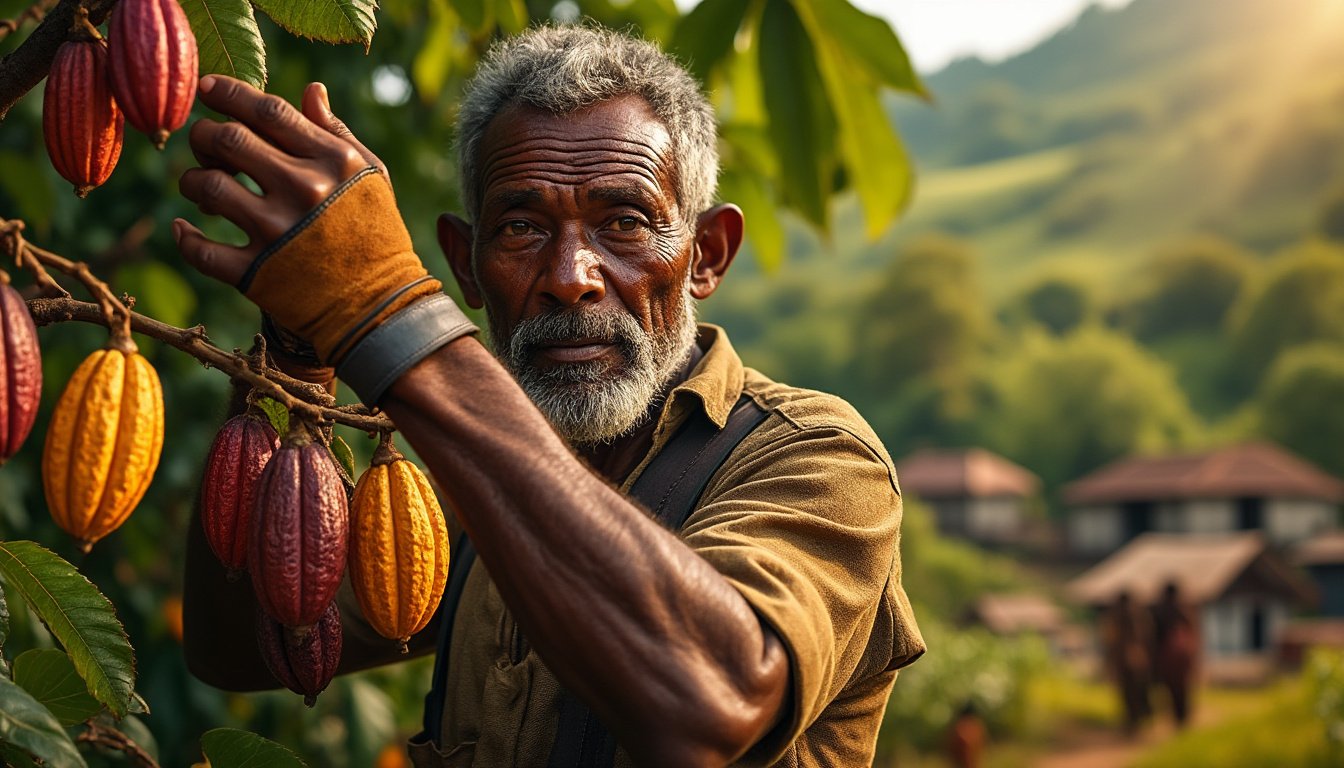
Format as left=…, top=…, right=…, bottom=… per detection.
left=172, top=218, right=255, bottom=287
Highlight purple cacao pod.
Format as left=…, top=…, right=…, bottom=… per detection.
left=257, top=600, right=343, bottom=706
left=108, top=0, right=199, bottom=149
left=249, top=425, right=348, bottom=630
left=0, top=282, right=41, bottom=463
left=201, top=413, right=279, bottom=577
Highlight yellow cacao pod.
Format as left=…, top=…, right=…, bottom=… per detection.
left=350, top=437, right=449, bottom=650
left=43, top=344, right=164, bottom=551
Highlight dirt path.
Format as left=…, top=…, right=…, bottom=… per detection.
left=1032, top=722, right=1174, bottom=768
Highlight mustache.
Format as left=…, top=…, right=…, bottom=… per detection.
left=506, top=306, right=646, bottom=363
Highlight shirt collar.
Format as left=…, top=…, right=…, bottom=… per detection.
left=662, top=323, right=744, bottom=431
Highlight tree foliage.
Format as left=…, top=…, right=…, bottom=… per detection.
left=1124, top=235, right=1253, bottom=340
left=1255, top=343, right=1344, bottom=477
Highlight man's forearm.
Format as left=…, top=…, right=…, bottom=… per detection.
left=382, top=337, right=788, bottom=764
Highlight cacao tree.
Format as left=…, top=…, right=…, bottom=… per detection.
left=0, top=0, right=923, bottom=764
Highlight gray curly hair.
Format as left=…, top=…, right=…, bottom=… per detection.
left=456, top=25, right=719, bottom=223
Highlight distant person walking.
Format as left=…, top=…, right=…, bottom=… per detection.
left=1103, top=590, right=1153, bottom=736
left=945, top=701, right=987, bottom=768
left=1151, top=581, right=1201, bottom=728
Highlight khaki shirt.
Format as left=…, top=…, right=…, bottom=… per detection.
left=410, top=325, right=924, bottom=767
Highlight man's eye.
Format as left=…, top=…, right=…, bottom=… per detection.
left=504, top=221, right=533, bottom=236
left=609, top=216, right=640, bottom=232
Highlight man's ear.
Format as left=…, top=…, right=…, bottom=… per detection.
left=689, top=204, right=744, bottom=300
left=437, top=213, right=483, bottom=309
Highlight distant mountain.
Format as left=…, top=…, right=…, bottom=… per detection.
left=876, top=0, right=1344, bottom=276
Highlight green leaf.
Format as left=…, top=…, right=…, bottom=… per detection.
left=0, top=580, right=9, bottom=676
left=758, top=0, right=836, bottom=229
left=180, top=0, right=267, bottom=88
left=254, top=397, right=289, bottom=438
left=0, top=542, right=134, bottom=719
left=794, top=0, right=916, bottom=237
left=114, top=261, right=198, bottom=330
left=669, top=0, right=752, bottom=84
left=12, top=650, right=102, bottom=726
left=719, top=169, right=784, bottom=272
left=797, top=0, right=926, bottom=97
left=0, top=151, right=55, bottom=235
left=448, top=0, right=491, bottom=33
left=0, top=742, right=42, bottom=768
left=0, top=676, right=87, bottom=768
left=412, top=0, right=459, bottom=101
left=330, top=436, right=357, bottom=481
left=249, top=0, right=377, bottom=50
left=200, top=728, right=308, bottom=768
left=495, top=0, right=527, bottom=34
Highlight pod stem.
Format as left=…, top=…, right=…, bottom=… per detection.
left=371, top=431, right=404, bottom=466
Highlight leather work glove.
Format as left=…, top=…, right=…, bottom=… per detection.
left=174, top=76, right=477, bottom=403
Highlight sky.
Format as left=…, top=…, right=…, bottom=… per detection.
left=855, top=0, right=1135, bottom=73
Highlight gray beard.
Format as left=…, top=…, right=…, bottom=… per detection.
left=488, top=293, right=698, bottom=446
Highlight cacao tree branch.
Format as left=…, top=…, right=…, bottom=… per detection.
left=77, top=720, right=160, bottom=768
left=0, top=0, right=119, bottom=121
left=26, top=296, right=396, bottom=433
left=0, top=0, right=60, bottom=41
left=4, top=215, right=131, bottom=338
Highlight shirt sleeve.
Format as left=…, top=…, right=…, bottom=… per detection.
left=679, top=420, right=924, bottom=764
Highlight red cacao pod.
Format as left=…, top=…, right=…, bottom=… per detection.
left=0, top=281, right=41, bottom=463
left=249, top=424, right=348, bottom=631
left=43, top=39, right=123, bottom=198
left=201, top=413, right=279, bottom=578
left=257, top=600, right=343, bottom=707
left=108, top=0, right=198, bottom=149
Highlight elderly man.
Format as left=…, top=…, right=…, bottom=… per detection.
left=179, top=25, right=923, bottom=767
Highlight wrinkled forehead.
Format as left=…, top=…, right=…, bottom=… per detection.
left=474, top=94, right=679, bottom=208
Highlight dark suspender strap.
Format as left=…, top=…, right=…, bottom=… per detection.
left=546, top=394, right=770, bottom=768
left=420, top=531, right=476, bottom=743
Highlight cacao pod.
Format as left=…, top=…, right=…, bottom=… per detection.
left=256, top=600, right=342, bottom=707
left=250, top=423, right=348, bottom=631
left=350, top=436, right=449, bottom=650
left=43, top=39, right=124, bottom=198
left=0, top=280, right=42, bottom=464
left=201, top=413, right=279, bottom=578
left=108, top=0, right=199, bottom=149
left=43, top=342, right=164, bottom=552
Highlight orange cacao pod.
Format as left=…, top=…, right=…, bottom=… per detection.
left=43, top=39, right=124, bottom=198
left=108, top=0, right=199, bottom=149
left=350, top=436, right=449, bottom=650
left=256, top=600, right=342, bottom=707
left=0, top=281, right=42, bottom=463
left=42, top=342, right=164, bottom=551
left=250, top=424, right=348, bottom=631
left=201, top=413, right=279, bottom=577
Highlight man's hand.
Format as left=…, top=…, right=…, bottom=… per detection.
left=173, top=75, right=446, bottom=367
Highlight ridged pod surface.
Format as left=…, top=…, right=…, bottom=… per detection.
left=43, top=39, right=123, bottom=197
left=250, top=425, right=348, bottom=631
left=42, top=344, right=164, bottom=551
left=0, top=281, right=42, bottom=463
left=350, top=438, right=449, bottom=650
left=256, top=600, right=343, bottom=707
left=108, top=0, right=199, bottom=149
left=201, top=413, right=279, bottom=577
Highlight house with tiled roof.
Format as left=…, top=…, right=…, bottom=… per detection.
left=896, top=448, right=1040, bottom=546
left=1067, top=532, right=1316, bottom=658
left=1062, top=442, right=1344, bottom=557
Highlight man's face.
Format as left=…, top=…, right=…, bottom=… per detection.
left=466, top=95, right=700, bottom=445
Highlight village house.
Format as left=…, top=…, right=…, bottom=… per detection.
left=895, top=448, right=1041, bottom=547
left=1067, top=532, right=1316, bottom=660
left=1062, top=442, right=1344, bottom=557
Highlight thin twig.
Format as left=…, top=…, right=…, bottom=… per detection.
left=3, top=215, right=131, bottom=340
left=0, top=219, right=68, bottom=297
left=26, top=296, right=394, bottom=433
left=77, top=720, right=160, bottom=768
left=0, top=0, right=58, bottom=41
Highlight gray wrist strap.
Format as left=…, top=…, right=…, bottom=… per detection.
left=336, top=294, right=478, bottom=405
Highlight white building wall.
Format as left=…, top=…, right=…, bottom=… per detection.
left=1265, top=499, right=1339, bottom=544
left=967, top=497, right=1021, bottom=542
left=1070, top=506, right=1122, bottom=555
left=1181, top=499, right=1236, bottom=533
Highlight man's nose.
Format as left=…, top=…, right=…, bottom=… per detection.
left=540, top=228, right=605, bottom=306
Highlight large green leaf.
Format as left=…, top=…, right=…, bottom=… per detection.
left=794, top=0, right=914, bottom=237
left=719, top=168, right=784, bottom=271
left=495, top=0, right=527, bottom=34
left=448, top=0, right=491, bottom=33
left=180, top=0, right=268, bottom=88
left=0, top=542, right=134, bottom=719
left=758, top=0, right=836, bottom=229
left=250, top=0, right=377, bottom=50
left=0, top=676, right=87, bottom=768
left=669, top=0, right=752, bottom=84
left=412, top=0, right=460, bottom=101
left=200, top=728, right=308, bottom=767
left=798, top=0, right=926, bottom=96
left=12, top=649, right=102, bottom=726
